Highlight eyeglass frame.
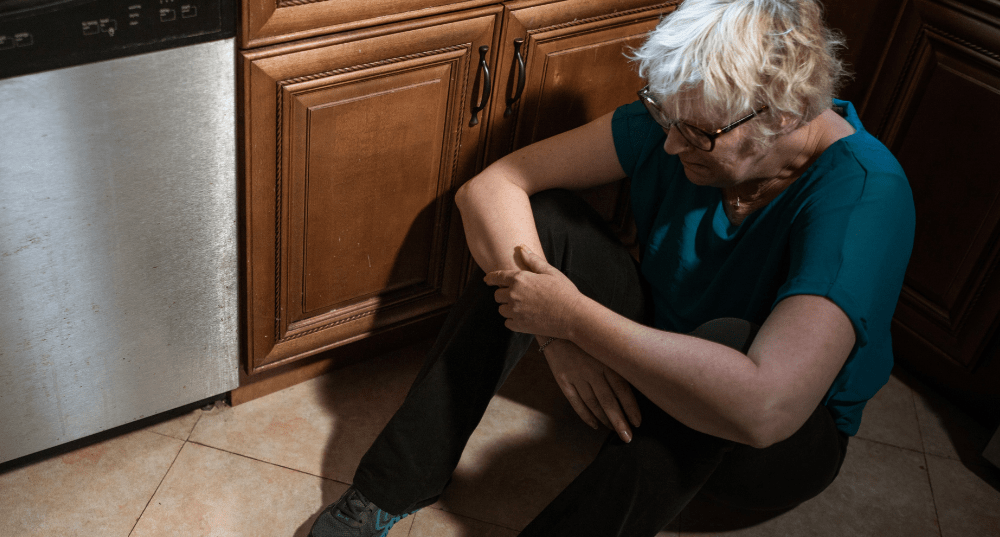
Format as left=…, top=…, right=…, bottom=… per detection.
left=637, top=85, right=768, bottom=152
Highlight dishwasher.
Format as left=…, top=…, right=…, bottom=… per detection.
left=0, top=0, right=238, bottom=464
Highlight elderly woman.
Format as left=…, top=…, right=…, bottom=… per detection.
left=309, top=0, right=915, bottom=536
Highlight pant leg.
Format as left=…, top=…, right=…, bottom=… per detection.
left=353, top=189, right=648, bottom=515
left=520, top=318, right=847, bottom=537
left=520, top=396, right=737, bottom=537
left=701, top=404, right=849, bottom=512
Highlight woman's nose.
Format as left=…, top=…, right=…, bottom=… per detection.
left=662, top=126, right=690, bottom=155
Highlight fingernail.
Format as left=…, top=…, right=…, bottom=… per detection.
left=620, top=429, right=632, bottom=443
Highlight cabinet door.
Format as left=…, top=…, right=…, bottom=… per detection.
left=486, top=0, right=678, bottom=233
left=862, top=0, right=1000, bottom=412
left=243, top=8, right=501, bottom=372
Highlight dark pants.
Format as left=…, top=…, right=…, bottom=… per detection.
left=353, top=190, right=848, bottom=536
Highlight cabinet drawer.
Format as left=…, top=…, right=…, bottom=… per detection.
left=242, top=0, right=495, bottom=48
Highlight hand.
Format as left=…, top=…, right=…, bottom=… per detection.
left=484, top=245, right=583, bottom=338
left=543, top=338, right=641, bottom=443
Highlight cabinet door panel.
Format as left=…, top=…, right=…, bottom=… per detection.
left=862, top=0, right=1000, bottom=408
left=289, top=64, right=453, bottom=319
left=244, top=10, right=500, bottom=372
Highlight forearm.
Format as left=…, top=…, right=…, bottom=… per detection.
left=455, top=112, right=626, bottom=273
left=455, top=162, right=547, bottom=274
left=487, top=248, right=854, bottom=447
left=564, top=296, right=777, bottom=446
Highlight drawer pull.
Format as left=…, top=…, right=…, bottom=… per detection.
left=505, top=38, right=526, bottom=117
left=470, top=45, right=492, bottom=126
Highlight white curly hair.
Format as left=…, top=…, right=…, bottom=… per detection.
left=632, top=0, right=848, bottom=148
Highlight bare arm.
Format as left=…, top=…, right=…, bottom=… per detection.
left=458, top=112, right=648, bottom=442
left=571, top=292, right=855, bottom=446
left=455, top=111, right=625, bottom=273
left=489, top=247, right=856, bottom=448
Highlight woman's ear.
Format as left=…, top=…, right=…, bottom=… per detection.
left=776, top=112, right=802, bottom=135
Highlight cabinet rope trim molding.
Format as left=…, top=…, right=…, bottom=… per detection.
left=272, top=43, right=472, bottom=343
left=276, top=0, right=334, bottom=9
left=526, top=1, right=679, bottom=36
left=449, top=46, right=473, bottom=207
left=878, top=23, right=1000, bottom=137
left=277, top=44, right=469, bottom=87
left=926, top=24, right=1000, bottom=62
left=277, top=309, right=379, bottom=344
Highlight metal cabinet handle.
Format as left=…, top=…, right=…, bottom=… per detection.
left=470, top=45, right=492, bottom=126
left=505, top=38, right=526, bottom=118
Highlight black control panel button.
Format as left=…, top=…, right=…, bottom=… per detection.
left=98, top=18, right=117, bottom=36
left=128, top=4, right=141, bottom=26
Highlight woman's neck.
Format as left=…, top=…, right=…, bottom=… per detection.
left=722, top=110, right=853, bottom=225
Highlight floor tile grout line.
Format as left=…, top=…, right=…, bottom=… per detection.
left=165, top=442, right=520, bottom=535
left=186, top=408, right=206, bottom=441
left=921, top=449, right=944, bottom=537
left=183, top=440, right=354, bottom=485
left=431, top=506, right=524, bottom=533
left=852, top=434, right=931, bottom=456
left=128, top=438, right=188, bottom=537
left=906, top=378, right=944, bottom=537
left=138, top=439, right=523, bottom=535
left=140, top=408, right=206, bottom=443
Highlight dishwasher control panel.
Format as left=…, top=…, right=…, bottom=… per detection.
left=0, top=0, right=235, bottom=79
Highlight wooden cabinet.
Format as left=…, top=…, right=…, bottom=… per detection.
left=242, top=8, right=502, bottom=373
left=239, top=0, right=677, bottom=393
left=860, top=0, right=1000, bottom=419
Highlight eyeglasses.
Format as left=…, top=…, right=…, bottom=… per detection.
left=637, top=85, right=768, bottom=152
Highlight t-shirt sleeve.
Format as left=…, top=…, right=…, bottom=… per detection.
left=612, top=100, right=664, bottom=179
left=612, top=100, right=684, bottom=247
left=775, top=143, right=915, bottom=350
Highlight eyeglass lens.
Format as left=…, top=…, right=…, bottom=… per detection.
left=639, top=92, right=713, bottom=151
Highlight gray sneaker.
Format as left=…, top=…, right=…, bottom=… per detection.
left=309, top=487, right=409, bottom=537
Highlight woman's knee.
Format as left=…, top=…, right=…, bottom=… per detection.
left=529, top=190, right=618, bottom=250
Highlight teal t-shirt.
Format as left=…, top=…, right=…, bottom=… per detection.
left=611, top=99, right=915, bottom=435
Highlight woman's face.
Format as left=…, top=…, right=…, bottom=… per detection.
left=661, top=109, right=771, bottom=189
left=652, top=92, right=778, bottom=188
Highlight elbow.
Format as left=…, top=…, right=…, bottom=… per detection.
left=742, top=405, right=802, bottom=449
left=745, top=425, right=790, bottom=449
left=455, top=179, right=473, bottom=212
left=454, top=171, right=491, bottom=214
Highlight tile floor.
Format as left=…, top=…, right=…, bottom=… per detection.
left=2, top=341, right=999, bottom=537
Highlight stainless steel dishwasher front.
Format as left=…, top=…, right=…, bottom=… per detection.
left=0, top=2, right=239, bottom=464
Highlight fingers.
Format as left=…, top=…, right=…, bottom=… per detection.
left=566, top=375, right=633, bottom=443
left=606, top=371, right=642, bottom=428
left=560, top=383, right=602, bottom=431
left=516, top=245, right=555, bottom=275
left=483, top=269, right=521, bottom=288
left=587, top=379, right=633, bottom=443
left=493, top=287, right=511, bottom=304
